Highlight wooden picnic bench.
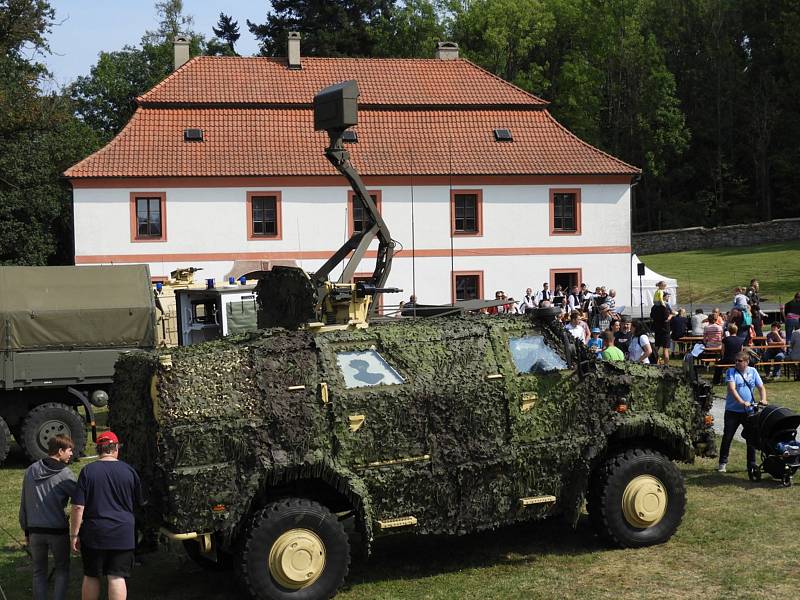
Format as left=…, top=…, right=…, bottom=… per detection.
left=697, top=359, right=800, bottom=380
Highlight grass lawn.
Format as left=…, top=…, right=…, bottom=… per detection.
left=640, top=240, right=800, bottom=306
left=1, top=380, right=799, bottom=599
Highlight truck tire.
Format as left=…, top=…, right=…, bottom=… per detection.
left=587, top=448, right=685, bottom=548
left=0, top=417, right=10, bottom=465
left=20, top=403, right=86, bottom=462
left=238, top=498, right=350, bottom=600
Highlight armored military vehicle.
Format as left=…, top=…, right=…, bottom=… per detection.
left=0, top=265, right=156, bottom=463
left=108, top=80, right=715, bottom=600
left=113, top=313, right=714, bottom=599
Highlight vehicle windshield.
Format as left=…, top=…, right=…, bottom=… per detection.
left=509, top=335, right=567, bottom=374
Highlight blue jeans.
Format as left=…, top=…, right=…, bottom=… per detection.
left=29, top=532, right=70, bottom=600
left=762, top=349, right=785, bottom=377
left=786, top=318, right=799, bottom=342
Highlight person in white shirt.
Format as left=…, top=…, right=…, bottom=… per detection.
left=690, top=308, right=707, bottom=336
left=732, top=287, right=749, bottom=309
left=568, top=286, right=581, bottom=312
left=518, top=288, right=536, bottom=314
left=535, top=283, right=552, bottom=306
left=565, top=310, right=590, bottom=343
left=627, top=321, right=653, bottom=364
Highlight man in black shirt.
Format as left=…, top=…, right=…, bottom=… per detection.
left=670, top=308, right=689, bottom=342
left=615, top=319, right=633, bottom=356
left=714, top=324, right=745, bottom=385
left=71, top=431, right=141, bottom=600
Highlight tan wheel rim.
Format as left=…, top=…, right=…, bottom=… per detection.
left=621, top=475, right=668, bottom=528
left=268, top=528, right=326, bottom=590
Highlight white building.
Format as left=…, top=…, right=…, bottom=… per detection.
left=66, top=41, right=639, bottom=308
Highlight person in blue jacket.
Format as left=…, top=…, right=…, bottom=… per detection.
left=718, top=351, right=768, bottom=475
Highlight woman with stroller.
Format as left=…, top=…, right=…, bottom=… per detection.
left=718, top=351, right=768, bottom=476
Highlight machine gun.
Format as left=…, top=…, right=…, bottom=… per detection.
left=254, top=81, right=401, bottom=331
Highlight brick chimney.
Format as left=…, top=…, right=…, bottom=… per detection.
left=435, top=41, right=459, bottom=60
left=288, top=32, right=301, bottom=70
left=173, top=35, right=190, bottom=70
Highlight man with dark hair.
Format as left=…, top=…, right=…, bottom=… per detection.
left=70, top=432, right=141, bottom=600
left=19, top=434, right=77, bottom=600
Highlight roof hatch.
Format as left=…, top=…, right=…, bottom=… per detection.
left=493, top=128, right=513, bottom=142
left=184, top=128, right=204, bottom=142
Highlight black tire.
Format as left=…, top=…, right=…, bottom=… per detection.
left=0, top=417, right=11, bottom=465
left=20, top=403, right=86, bottom=462
left=587, top=448, right=686, bottom=548
left=748, top=467, right=761, bottom=482
left=183, top=536, right=234, bottom=571
left=782, top=474, right=792, bottom=488
left=238, top=498, right=350, bottom=600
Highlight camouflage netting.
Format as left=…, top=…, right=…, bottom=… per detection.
left=110, top=313, right=713, bottom=555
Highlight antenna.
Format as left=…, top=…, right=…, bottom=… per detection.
left=449, top=138, right=454, bottom=299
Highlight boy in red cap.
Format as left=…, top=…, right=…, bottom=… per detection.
left=70, top=432, right=141, bottom=600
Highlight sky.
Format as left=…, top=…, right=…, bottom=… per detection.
left=41, top=1, right=268, bottom=89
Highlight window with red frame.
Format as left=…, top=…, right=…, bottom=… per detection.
left=455, top=274, right=481, bottom=301
left=251, top=195, right=279, bottom=236
left=135, top=197, right=163, bottom=238
left=552, top=192, right=578, bottom=232
left=453, top=193, right=479, bottom=233
left=352, top=193, right=380, bottom=234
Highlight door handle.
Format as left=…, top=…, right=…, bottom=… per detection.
left=348, top=414, right=365, bottom=432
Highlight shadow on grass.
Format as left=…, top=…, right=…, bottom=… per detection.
left=344, top=516, right=600, bottom=589
left=123, top=517, right=603, bottom=599
left=683, top=466, right=793, bottom=490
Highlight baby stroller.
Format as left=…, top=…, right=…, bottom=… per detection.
left=744, top=405, right=800, bottom=487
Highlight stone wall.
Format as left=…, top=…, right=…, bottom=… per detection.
left=632, top=218, right=800, bottom=255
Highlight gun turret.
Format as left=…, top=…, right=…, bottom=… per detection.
left=253, top=81, right=399, bottom=331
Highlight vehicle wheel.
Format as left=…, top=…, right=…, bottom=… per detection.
left=20, top=403, right=86, bottom=462
left=588, top=448, right=685, bottom=548
left=183, top=536, right=234, bottom=571
left=238, top=498, right=350, bottom=600
left=0, top=417, right=10, bottom=465
left=748, top=467, right=761, bottom=482
left=782, top=474, right=792, bottom=488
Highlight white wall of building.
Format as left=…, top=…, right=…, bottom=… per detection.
left=73, top=182, right=632, bottom=305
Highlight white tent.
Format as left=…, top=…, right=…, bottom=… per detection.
left=630, top=254, right=678, bottom=308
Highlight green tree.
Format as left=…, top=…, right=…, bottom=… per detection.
left=371, top=0, right=445, bottom=58
left=142, top=0, right=197, bottom=45
left=210, top=12, right=240, bottom=55
left=0, top=0, right=103, bottom=265
left=248, top=0, right=395, bottom=57
left=448, top=0, right=554, bottom=91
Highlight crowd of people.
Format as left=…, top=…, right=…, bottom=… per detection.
left=19, top=431, right=140, bottom=600
left=403, top=279, right=800, bottom=375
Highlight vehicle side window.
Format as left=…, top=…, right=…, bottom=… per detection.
left=336, top=350, right=404, bottom=388
left=509, top=335, right=567, bottom=374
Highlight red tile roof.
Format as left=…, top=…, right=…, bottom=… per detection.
left=66, top=56, right=639, bottom=178
left=139, top=56, right=547, bottom=107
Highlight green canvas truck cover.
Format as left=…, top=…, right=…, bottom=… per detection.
left=0, top=265, right=155, bottom=351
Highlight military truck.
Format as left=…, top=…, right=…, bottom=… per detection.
left=108, top=80, right=714, bottom=599
left=0, top=265, right=156, bottom=463
left=112, top=311, right=715, bottom=600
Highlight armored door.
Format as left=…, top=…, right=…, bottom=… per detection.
left=488, top=321, right=584, bottom=516
left=318, top=332, right=432, bottom=527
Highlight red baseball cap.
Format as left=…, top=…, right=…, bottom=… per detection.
left=96, top=431, right=119, bottom=447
